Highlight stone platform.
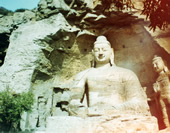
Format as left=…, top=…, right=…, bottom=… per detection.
left=46, top=114, right=158, bottom=133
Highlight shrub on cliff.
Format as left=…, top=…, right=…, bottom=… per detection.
left=0, top=88, right=34, bottom=131
left=0, top=7, right=13, bottom=15
left=15, top=8, right=27, bottom=12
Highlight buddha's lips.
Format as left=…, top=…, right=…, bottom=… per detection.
left=98, top=55, right=105, bottom=59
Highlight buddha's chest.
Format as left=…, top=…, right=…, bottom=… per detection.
left=86, top=71, right=124, bottom=94
left=84, top=69, right=126, bottom=106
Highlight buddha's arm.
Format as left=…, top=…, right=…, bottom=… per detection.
left=115, top=71, right=149, bottom=112
left=68, top=70, right=88, bottom=116
left=70, top=70, right=88, bottom=100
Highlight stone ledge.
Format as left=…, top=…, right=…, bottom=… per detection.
left=46, top=115, right=158, bottom=133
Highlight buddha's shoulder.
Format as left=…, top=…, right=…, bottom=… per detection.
left=110, top=66, right=136, bottom=76
left=74, top=68, right=92, bottom=80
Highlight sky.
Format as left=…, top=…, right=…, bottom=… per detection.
left=0, top=0, right=40, bottom=11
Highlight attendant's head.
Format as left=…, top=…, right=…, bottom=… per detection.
left=152, top=55, right=168, bottom=74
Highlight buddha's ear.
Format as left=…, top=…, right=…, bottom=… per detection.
left=91, top=60, right=96, bottom=68
left=110, top=48, right=115, bottom=66
left=91, top=49, right=96, bottom=68
left=92, top=49, right=94, bottom=55
left=111, top=48, right=114, bottom=57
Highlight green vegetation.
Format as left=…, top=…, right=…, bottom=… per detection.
left=102, top=0, right=134, bottom=11
left=0, top=88, right=34, bottom=131
left=101, top=0, right=170, bottom=31
left=142, top=0, right=170, bottom=31
left=0, top=0, right=169, bottom=31
left=0, top=7, right=13, bottom=15
left=15, top=8, right=27, bottom=12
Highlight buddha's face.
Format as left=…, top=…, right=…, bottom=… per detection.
left=93, top=43, right=112, bottom=64
left=153, top=59, right=164, bottom=73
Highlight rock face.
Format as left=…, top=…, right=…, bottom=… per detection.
left=0, top=10, right=36, bottom=65
left=0, top=10, right=35, bottom=34
left=0, top=12, right=80, bottom=130
left=0, top=13, right=78, bottom=93
left=0, top=0, right=170, bottom=132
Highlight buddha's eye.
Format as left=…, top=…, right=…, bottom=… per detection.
left=102, top=48, right=109, bottom=52
left=94, top=49, right=99, bottom=52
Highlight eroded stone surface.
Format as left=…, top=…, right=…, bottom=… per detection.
left=0, top=0, right=170, bottom=132
left=152, top=56, right=170, bottom=128
left=46, top=115, right=158, bottom=133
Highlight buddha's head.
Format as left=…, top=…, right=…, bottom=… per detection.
left=152, top=55, right=168, bottom=73
left=92, top=36, right=114, bottom=67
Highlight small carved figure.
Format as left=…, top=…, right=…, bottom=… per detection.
left=68, top=36, right=149, bottom=117
left=153, top=55, right=170, bottom=128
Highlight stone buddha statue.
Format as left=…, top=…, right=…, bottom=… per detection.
left=68, top=36, right=149, bottom=117
left=153, top=55, right=170, bottom=128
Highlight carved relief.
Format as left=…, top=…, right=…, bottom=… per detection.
left=153, top=55, right=170, bottom=128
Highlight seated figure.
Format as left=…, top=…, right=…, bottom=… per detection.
left=68, top=36, right=149, bottom=117
left=153, top=55, right=170, bottom=128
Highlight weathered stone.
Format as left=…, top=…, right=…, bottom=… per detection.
left=0, top=13, right=79, bottom=93
left=81, top=0, right=95, bottom=9
left=152, top=56, right=170, bottom=128
left=1, top=0, right=170, bottom=132
left=0, top=13, right=80, bottom=131
left=159, top=127, right=170, bottom=133
left=46, top=116, right=93, bottom=133
left=13, top=12, right=29, bottom=25
left=0, top=11, right=35, bottom=34
left=38, top=0, right=70, bottom=13
left=20, top=111, right=27, bottom=131
left=46, top=115, right=158, bottom=133
left=145, top=26, right=170, bottom=54
left=38, top=0, right=48, bottom=9
left=51, top=0, right=70, bottom=10
left=25, top=109, right=39, bottom=130
left=0, top=15, right=13, bottom=33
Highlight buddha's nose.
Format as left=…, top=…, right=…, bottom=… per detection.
left=153, top=64, right=158, bottom=70
left=98, top=50, right=103, bottom=54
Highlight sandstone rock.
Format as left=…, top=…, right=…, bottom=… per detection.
left=13, top=12, right=29, bottom=25
left=0, top=11, right=35, bottom=67
left=0, top=13, right=79, bottom=93
left=1, top=0, right=170, bottom=132
left=81, top=0, right=95, bottom=9
left=20, top=111, right=28, bottom=131
left=51, top=0, right=70, bottom=10
left=159, top=127, right=170, bottom=133
left=0, top=11, right=35, bottom=34
left=38, top=0, right=48, bottom=9
left=145, top=26, right=170, bottom=54
left=38, top=0, right=70, bottom=13
left=37, top=0, right=71, bottom=20
left=46, top=115, right=158, bottom=133
left=46, top=116, right=92, bottom=133
left=0, top=15, right=13, bottom=33
left=0, top=13, right=79, bottom=131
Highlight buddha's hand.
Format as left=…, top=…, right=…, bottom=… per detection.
left=153, top=82, right=160, bottom=93
left=68, top=99, right=88, bottom=117
left=69, top=99, right=84, bottom=107
left=104, top=106, right=120, bottom=115
left=87, top=106, right=117, bottom=116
